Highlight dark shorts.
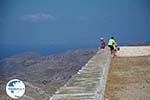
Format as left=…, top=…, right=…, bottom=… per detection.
left=108, top=45, right=114, bottom=50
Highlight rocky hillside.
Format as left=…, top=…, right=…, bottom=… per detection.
left=0, top=48, right=97, bottom=100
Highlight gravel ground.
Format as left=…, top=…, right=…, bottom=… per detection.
left=105, top=56, right=150, bottom=100
left=116, top=46, right=150, bottom=57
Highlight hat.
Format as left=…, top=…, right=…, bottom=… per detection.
left=100, top=37, right=104, bottom=40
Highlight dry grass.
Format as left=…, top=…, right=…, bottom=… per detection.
left=105, top=56, right=150, bottom=100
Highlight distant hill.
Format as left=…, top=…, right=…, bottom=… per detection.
left=0, top=48, right=97, bottom=100
left=126, top=41, right=150, bottom=46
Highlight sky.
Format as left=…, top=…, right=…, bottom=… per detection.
left=0, top=0, right=150, bottom=47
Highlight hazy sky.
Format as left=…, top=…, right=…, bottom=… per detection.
left=0, top=0, right=150, bottom=46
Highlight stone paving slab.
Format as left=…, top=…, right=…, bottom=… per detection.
left=117, top=46, right=150, bottom=57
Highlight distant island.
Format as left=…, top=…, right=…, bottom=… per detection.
left=126, top=41, right=150, bottom=46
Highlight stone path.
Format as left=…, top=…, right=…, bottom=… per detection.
left=105, top=46, right=150, bottom=100
left=117, top=46, right=150, bottom=57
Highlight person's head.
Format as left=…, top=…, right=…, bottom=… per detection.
left=111, top=36, right=114, bottom=39
left=100, top=37, right=104, bottom=41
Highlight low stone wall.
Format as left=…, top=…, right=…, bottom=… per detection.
left=49, top=47, right=111, bottom=100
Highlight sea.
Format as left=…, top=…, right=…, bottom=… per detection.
left=0, top=44, right=97, bottom=59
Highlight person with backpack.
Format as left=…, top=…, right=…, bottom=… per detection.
left=108, top=36, right=118, bottom=56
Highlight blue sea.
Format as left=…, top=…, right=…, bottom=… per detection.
left=0, top=44, right=97, bottom=59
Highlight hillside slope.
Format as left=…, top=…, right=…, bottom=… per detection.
left=0, top=48, right=97, bottom=100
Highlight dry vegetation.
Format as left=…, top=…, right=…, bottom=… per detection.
left=105, top=56, right=150, bottom=100
left=0, top=49, right=97, bottom=100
